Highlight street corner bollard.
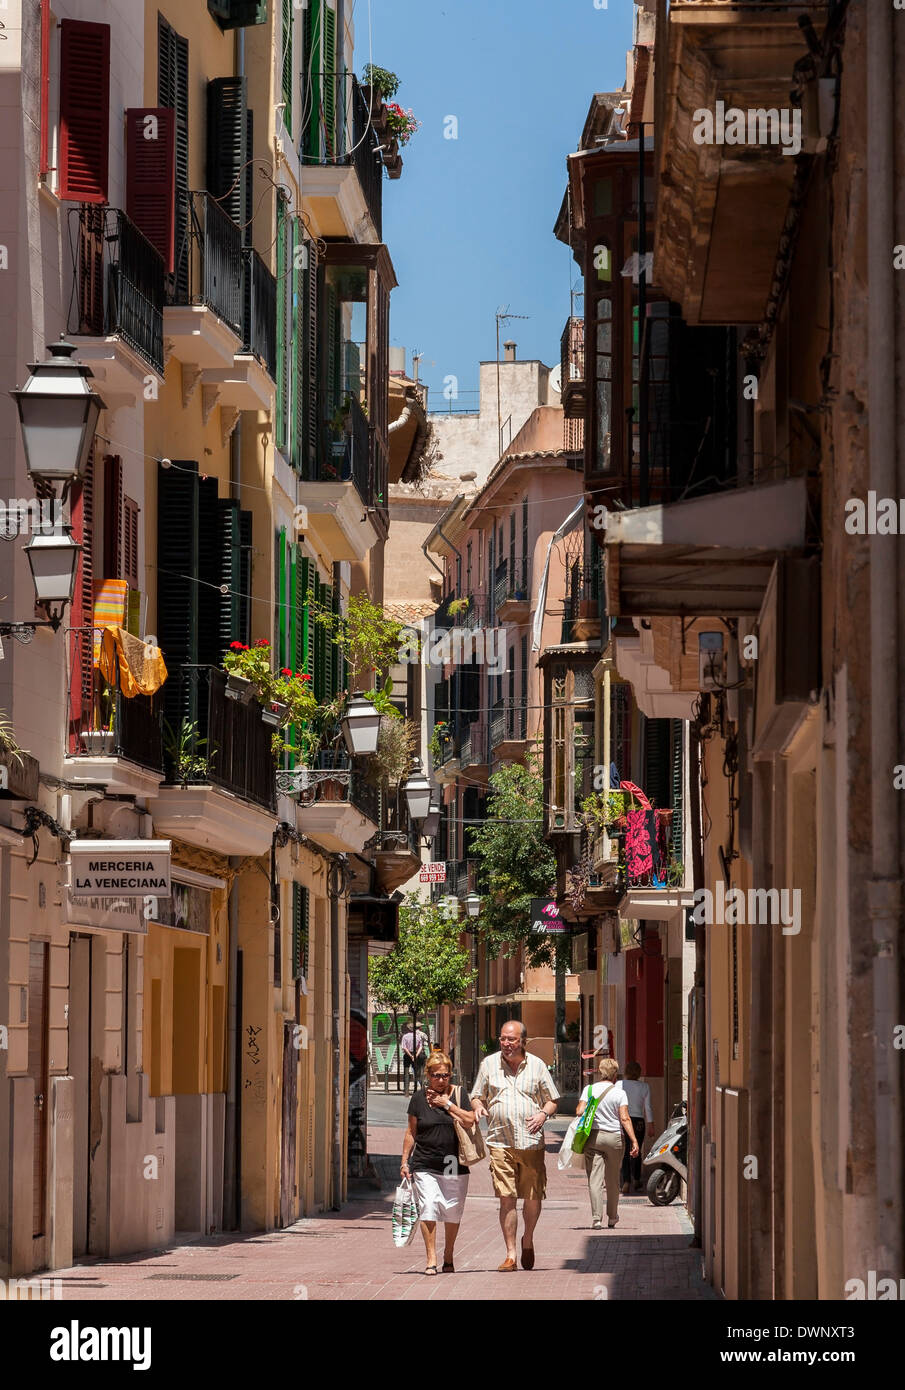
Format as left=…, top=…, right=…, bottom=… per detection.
left=384, top=1065, right=389, bottom=1092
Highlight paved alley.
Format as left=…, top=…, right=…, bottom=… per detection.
left=50, top=1097, right=718, bottom=1302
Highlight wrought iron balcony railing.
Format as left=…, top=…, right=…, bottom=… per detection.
left=459, top=718, right=488, bottom=769
left=170, top=191, right=244, bottom=335
left=287, top=746, right=381, bottom=825
left=493, top=558, right=531, bottom=612
left=241, top=247, right=277, bottom=379
left=303, top=74, right=384, bottom=238
left=67, top=627, right=164, bottom=772
left=70, top=206, right=165, bottom=373
left=318, top=394, right=372, bottom=504
left=560, top=315, right=585, bottom=418
left=164, top=665, right=275, bottom=811
left=490, top=697, right=528, bottom=748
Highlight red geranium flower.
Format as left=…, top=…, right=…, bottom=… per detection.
left=300, top=674, right=312, bottom=682
left=230, top=641, right=244, bottom=650
left=280, top=668, right=292, bottom=677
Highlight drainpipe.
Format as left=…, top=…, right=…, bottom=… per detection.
left=421, top=538, right=445, bottom=581
left=688, top=721, right=706, bottom=1250
left=330, top=884, right=343, bottom=1210
left=436, top=523, right=462, bottom=593
left=868, top=0, right=903, bottom=1283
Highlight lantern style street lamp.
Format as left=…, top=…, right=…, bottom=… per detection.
left=11, top=339, right=106, bottom=495
left=340, top=692, right=382, bottom=756
left=402, top=759, right=432, bottom=822
left=465, top=892, right=481, bottom=920
left=421, top=794, right=441, bottom=840
left=24, top=529, right=81, bottom=623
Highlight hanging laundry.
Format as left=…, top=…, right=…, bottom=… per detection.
left=98, top=627, right=167, bottom=698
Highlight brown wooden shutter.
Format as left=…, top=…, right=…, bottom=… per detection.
left=59, top=20, right=110, bottom=203
left=103, top=454, right=123, bottom=579
left=69, top=443, right=96, bottom=740
left=123, top=497, right=140, bottom=591
left=125, top=108, right=176, bottom=273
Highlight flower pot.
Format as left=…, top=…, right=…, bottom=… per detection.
left=81, top=729, right=114, bottom=755
left=226, top=673, right=253, bottom=702
left=261, top=701, right=288, bottom=728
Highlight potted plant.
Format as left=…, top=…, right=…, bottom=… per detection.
left=361, top=63, right=400, bottom=105
left=163, top=718, right=213, bottom=788
left=261, top=699, right=289, bottom=728
left=223, top=638, right=272, bottom=701
left=81, top=682, right=115, bottom=754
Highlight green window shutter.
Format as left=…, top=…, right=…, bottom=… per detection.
left=278, top=526, right=288, bottom=669
left=276, top=195, right=290, bottom=453
left=243, top=108, right=254, bottom=248
left=325, top=282, right=341, bottom=426
left=292, top=882, right=309, bottom=979
left=281, top=0, right=293, bottom=136
left=321, top=583, right=334, bottom=700
left=206, top=77, right=247, bottom=230
left=291, top=220, right=303, bottom=471
left=303, top=236, right=319, bottom=479
left=157, top=460, right=199, bottom=732
left=322, top=3, right=336, bottom=156
left=304, top=1, right=322, bottom=160
left=289, top=543, right=299, bottom=680
left=198, top=484, right=241, bottom=668
left=297, top=556, right=310, bottom=674
left=314, top=575, right=327, bottom=703
left=158, top=17, right=189, bottom=303
left=330, top=581, right=341, bottom=698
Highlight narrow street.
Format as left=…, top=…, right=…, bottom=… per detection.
left=50, top=1096, right=716, bottom=1302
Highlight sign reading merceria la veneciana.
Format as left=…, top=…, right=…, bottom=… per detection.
left=69, top=840, right=171, bottom=899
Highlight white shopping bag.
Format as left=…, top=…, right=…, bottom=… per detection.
left=557, top=1116, right=588, bottom=1171
left=391, top=1176, right=420, bottom=1247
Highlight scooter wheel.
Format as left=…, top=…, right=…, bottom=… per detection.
left=647, top=1168, right=681, bottom=1206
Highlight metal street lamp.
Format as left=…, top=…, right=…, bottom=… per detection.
left=340, top=691, right=381, bottom=757
left=24, top=528, right=81, bottom=617
left=421, top=794, right=441, bottom=840
left=464, top=891, right=481, bottom=920
left=402, top=759, right=432, bottom=822
left=11, top=339, right=105, bottom=495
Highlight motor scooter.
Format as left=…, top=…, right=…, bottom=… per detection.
left=642, top=1099, right=687, bottom=1205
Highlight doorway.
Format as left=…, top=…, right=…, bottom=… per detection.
left=68, top=935, right=92, bottom=1258
left=27, top=941, right=50, bottom=1242
left=279, top=1022, right=298, bottom=1227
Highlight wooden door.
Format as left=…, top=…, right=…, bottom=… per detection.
left=279, top=1022, right=298, bottom=1227
left=28, top=941, right=50, bottom=1239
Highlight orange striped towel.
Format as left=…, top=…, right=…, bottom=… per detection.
left=92, top=580, right=129, bottom=663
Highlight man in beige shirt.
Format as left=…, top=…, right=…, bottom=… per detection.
left=470, top=1021, right=560, bottom=1271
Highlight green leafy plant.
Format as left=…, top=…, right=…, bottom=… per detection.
left=0, top=711, right=24, bottom=769
left=222, top=640, right=317, bottom=762
left=467, top=755, right=563, bottom=969
left=361, top=63, right=399, bottom=101
left=369, top=894, right=476, bottom=1044
left=384, top=103, right=421, bottom=146
left=428, top=720, right=450, bottom=767
left=447, top=596, right=470, bottom=616
left=163, top=718, right=214, bottom=786
left=314, top=592, right=405, bottom=687
left=579, top=788, right=631, bottom=832
left=368, top=715, right=418, bottom=787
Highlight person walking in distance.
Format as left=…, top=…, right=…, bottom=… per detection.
left=620, top=1061, right=653, bottom=1194
left=576, top=1056, right=640, bottom=1229
left=470, top=1021, right=559, bottom=1271
left=401, top=1019, right=428, bottom=1095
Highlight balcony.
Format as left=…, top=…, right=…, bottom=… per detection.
left=490, top=697, right=528, bottom=762
left=373, top=797, right=422, bottom=894
left=164, top=192, right=243, bottom=370
left=560, top=315, right=586, bottom=419
left=207, top=0, right=267, bottom=29
left=289, top=749, right=381, bottom=854
left=493, top=559, right=531, bottom=622
left=64, top=628, right=165, bottom=798
left=561, top=557, right=604, bottom=644
left=613, top=806, right=693, bottom=920
left=656, top=3, right=822, bottom=323
left=301, top=398, right=379, bottom=562
left=69, top=206, right=165, bottom=399
left=149, top=665, right=275, bottom=856
left=301, top=75, right=386, bottom=242
left=459, top=719, right=489, bottom=781
left=197, top=247, right=277, bottom=416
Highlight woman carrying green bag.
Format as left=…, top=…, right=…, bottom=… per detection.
left=575, top=1057, right=640, bottom=1229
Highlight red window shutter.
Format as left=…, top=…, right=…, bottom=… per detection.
left=69, top=443, right=96, bottom=744
left=125, top=108, right=176, bottom=273
left=103, top=454, right=123, bottom=578
left=59, top=20, right=110, bottom=203
left=123, top=496, right=140, bottom=590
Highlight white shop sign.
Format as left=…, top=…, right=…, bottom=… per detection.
left=69, top=839, right=172, bottom=899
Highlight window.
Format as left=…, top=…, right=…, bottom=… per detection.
left=59, top=20, right=110, bottom=203
left=281, top=0, right=293, bottom=136
left=158, top=16, right=189, bottom=301
left=125, top=109, right=176, bottom=272
left=292, top=883, right=309, bottom=980
left=594, top=295, right=613, bottom=472
left=304, top=2, right=338, bottom=160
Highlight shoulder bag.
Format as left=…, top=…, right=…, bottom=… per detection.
left=452, top=1085, right=486, bottom=1166
left=571, top=1082, right=615, bottom=1155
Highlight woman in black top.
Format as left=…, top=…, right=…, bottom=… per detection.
left=401, top=1050, right=476, bottom=1275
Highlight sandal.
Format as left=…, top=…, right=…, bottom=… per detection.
left=424, top=1265, right=438, bottom=1276
left=442, top=1260, right=455, bottom=1273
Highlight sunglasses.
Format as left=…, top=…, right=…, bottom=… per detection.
left=430, top=1072, right=451, bottom=1079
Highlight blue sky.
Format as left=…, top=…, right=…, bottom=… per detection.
left=365, top=0, right=633, bottom=409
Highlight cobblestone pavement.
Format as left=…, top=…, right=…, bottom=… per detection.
left=50, top=1112, right=719, bottom=1302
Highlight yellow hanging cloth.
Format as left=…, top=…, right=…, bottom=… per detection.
left=92, top=579, right=129, bottom=663
left=98, top=627, right=168, bottom=698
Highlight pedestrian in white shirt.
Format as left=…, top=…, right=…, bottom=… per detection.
left=575, top=1056, right=639, bottom=1229
left=621, top=1061, right=654, bottom=1194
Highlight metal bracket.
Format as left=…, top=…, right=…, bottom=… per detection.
left=275, top=767, right=351, bottom=796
